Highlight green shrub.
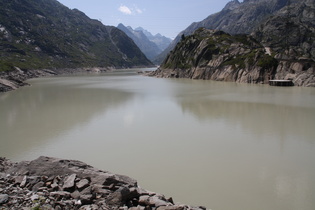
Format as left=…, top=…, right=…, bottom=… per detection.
left=257, top=54, right=278, bottom=69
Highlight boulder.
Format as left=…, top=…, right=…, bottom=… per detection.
left=62, top=174, right=76, bottom=190
left=76, top=178, right=90, bottom=189
left=0, top=194, right=9, bottom=204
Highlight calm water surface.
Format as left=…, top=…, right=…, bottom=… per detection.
left=1, top=68, right=315, bottom=210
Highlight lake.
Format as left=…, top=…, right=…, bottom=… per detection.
left=1, top=68, right=315, bottom=210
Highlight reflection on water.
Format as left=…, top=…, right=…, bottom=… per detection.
left=179, top=96, right=315, bottom=144
left=1, top=69, right=315, bottom=210
left=0, top=77, right=135, bottom=158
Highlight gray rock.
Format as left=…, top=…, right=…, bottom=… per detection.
left=76, top=178, right=90, bottom=189
left=92, top=184, right=110, bottom=195
left=32, top=181, right=44, bottom=192
left=50, top=191, right=71, bottom=198
left=129, top=206, right=146, bottom=210
left=79, top=204, right=99, bottom=210
left=138, top=195, right=150, bottom=206
left=80, top=194, right=94, bottom=205
left=0, top=194, right=9, bottom=204
left=14, top=176, right=24, bottom=185
left=149, top=196, right=170, bottom=207
left=20, top=175, right=27, bottom=187
left=80, top=186, right=92, bottom=195
left=107, top=186, right=131, bottom=206
left=62, top=173, right=76, bottom=190
left=157, top=206, right=185, bottom=210
left=55, top=205, right=62, bottom=210
left=30, top=194, right=39, bottom=201
left=71, top=190, right=81, bottom=199
left=50, top=182, right=59, bottom=190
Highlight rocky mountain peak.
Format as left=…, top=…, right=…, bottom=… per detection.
left=155, top=0, right=303, bottom=64
left=118, top=24, right=172, bottom=62
left=223, top=0, right=241, bottom=11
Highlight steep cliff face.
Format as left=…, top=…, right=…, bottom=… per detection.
left=150, top=28, right=315, bottom=87
left=151, top=0, right=315, bottom=86
left=252, top=0, right=315, bottom=60
left=252, top=0, right=315, bottom=86
left=157, top=0, right=298, bottom=64
left=151, top=29, right=277, bottom=84
left=0, top=0, right=152, bottom=72
left=184, top=0, right=295, bottom=35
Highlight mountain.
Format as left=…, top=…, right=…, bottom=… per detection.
left=252, top=0, right=315, bottom=60
left=156, top=0, right=299, bottom=64
left=150, top=29, right=280, bottom=83
left=117, top=24, right=161, bottom=62
left=149, top=0, right=315, bottom=87
left=134, top=27, right=172, bottom=52
left=0, top=0, right=152, bottom=72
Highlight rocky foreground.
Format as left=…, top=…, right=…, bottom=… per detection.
left=0, top=156, right=207, bottom=210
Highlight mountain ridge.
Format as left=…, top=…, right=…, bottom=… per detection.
left=149, top=0, right=315, bottom=87
left=117, top=24, right=172, bottom=63
left=117, top=24, right=161, bottom=62
left=0, top=0, right=152, bottom=72
left=134, top=27, right=172, bottom=52
left=155, top=0, right=299, bottom=64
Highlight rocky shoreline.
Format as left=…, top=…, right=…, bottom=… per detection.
left=0, top=67, right=112, bottom=93
left=0, top=156, right=207, bottom=210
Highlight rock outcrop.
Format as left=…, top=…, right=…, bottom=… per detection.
left=149, top=28, right=315, bottom=87
left=150, top=0, right=315, bottom=87
left=252, top=0, right=315, bottom=86
left=0, top=67, right=111, bottom=92
left=156, top=0, right=302, bottom=64
left=0, top=156, right=207, bottom=210
left=0, top=68, right=56, bottom=92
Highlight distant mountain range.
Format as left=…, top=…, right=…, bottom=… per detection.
left=134, top=27, right=172, bottom=52
left=0, top=0, right=152, bottom=72
left=155, top=0, right=303, bottom=64
left=117, top=24, right=172, bottom=63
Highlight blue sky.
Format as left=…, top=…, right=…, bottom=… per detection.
left=57, top=0, right=234, bottom=39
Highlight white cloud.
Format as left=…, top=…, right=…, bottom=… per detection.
left=118, top=5, right=143, bottom=15
left=118, top=5, right=132, bottom=15
left=135, top=6, right=143, bottom=14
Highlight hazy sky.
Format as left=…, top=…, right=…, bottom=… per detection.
left=57, top=0, right=235, bottom=39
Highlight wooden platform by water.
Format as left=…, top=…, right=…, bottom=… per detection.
left=269, top=80, right=294, bottom=86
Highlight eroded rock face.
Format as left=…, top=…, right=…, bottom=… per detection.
left=157, top=0, right=299, bottom=64
left=0, top=67, right=109, bottom=93
left=0, top=156, right=207, bottom=210
left=0, top=68, right=56, bottom=92
left=252, top=0, right=315, bottom=60
left=150, top=29, right=279, bottom=84
left=149, top=28, right=315, bottom=87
